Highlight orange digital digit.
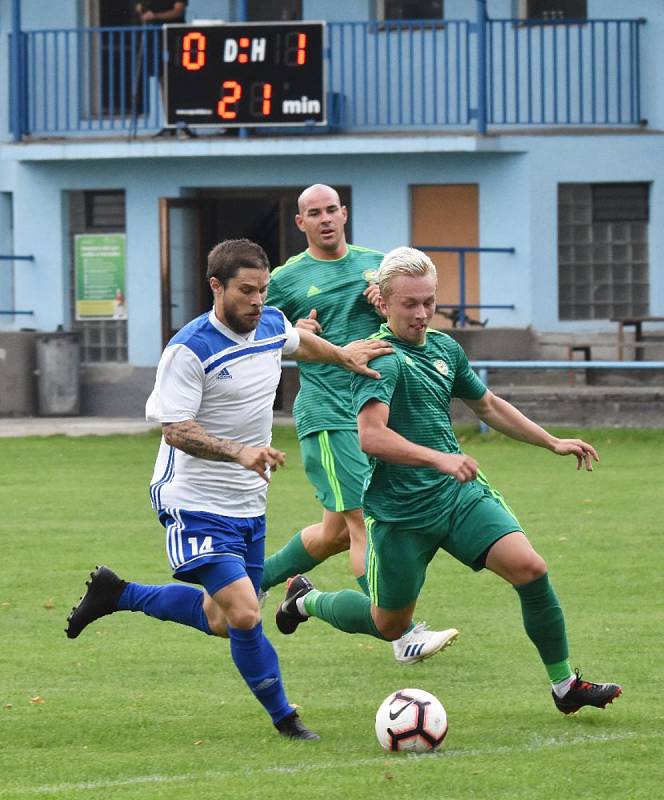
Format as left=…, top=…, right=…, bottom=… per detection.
left=239, top=36, right=250, bottom=64
left=182, top=31, right=206, bottom=71
left=262, top=83, right=272, bottom=116
left=297, top=33, right=307, bottom=65
left=217, top=80, right=242, bottom=119
left=284, top=30, right=307, bottom=67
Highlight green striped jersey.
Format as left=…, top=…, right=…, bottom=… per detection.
left=350, top=323, right=487, bottom=525
left=268, top=245, right=384, bottom=439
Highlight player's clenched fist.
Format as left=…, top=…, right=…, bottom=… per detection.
left=436, top=452, right=479, bottom=483
left=237, top=445, right=286, bottom=482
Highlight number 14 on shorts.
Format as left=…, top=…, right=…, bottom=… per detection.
left=188, top=536, right=214, bottom=556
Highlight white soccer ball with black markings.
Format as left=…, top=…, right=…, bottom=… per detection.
left=375, top=688, right=448, bottom=753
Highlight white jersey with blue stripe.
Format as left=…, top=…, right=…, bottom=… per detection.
left=146, top=306, right=300, bottom=517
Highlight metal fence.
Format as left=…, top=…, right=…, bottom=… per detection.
left=486, top=18, right=644, bottom=126
left=10, top=15, right=645, bottom=138
left=15, top=26, right=164, bottom=136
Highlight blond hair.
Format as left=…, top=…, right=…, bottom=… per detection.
left=377, top=247, right=437, bottom=298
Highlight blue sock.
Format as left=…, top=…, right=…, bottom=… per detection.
left=118, top=582, right=212, bottom=635
left=227, top=622, right=292, bottom=724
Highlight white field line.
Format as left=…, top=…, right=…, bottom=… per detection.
left=3, top=729, right=659, bottom=797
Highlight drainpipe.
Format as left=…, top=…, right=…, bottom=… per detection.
left=10, top=0, right=24, bottom=141
left=476, top=0, right=487, bottom=135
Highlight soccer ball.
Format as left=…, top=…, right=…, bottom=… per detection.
left=375, top=688, right=448, bottom=753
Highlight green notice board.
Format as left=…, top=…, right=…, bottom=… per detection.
left=75, top=233, right=127, bottom=320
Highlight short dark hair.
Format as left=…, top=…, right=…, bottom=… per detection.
left=206, top=239, right=270, bottom=286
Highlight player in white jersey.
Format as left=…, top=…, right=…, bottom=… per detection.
left=65, top=238, right=391, bottom=740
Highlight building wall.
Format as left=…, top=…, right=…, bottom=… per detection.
left=1, top=0, right=663, bottom=387
left=6, top=128, right=662, bottom=368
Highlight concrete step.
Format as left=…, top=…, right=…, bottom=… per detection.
left=452, top=386, right=664, bottom=428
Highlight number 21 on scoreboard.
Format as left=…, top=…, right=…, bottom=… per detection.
left=217, top=80, right=273, bottom=120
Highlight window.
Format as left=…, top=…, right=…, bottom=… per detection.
left=377, top=0, right=443, bottom=21
left=85, top=1, right=147, bottom=117
left=85, top=191, right=126, bottom=230
left=520, top=0, right=587, bottom=21
left=69, top=191, right=128, bottom=363
left=592, top=184, right=648, bottom=223
left=247, top=0, right=302, bottom=21
left=558, top=183, right=649, bottom=321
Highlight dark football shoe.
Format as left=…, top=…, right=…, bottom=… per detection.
left=65, top=566, right=127, bottom=639
left=553, top=670, right=622, bottom=714
left=275, top=711, right=320, bottom=740
left=275, top=575, right=314, bottom=635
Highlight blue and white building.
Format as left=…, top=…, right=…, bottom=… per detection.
left=1, top=0, right=662, bottom=414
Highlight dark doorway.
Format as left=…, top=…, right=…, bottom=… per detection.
left=160, top=186, right=353, bottom=340
left=160, top=186, right=352, bottom=409
left=95, top=0, right=145, bottom=117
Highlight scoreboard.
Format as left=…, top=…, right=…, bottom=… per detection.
left=164, top=22, right=326, bottom=128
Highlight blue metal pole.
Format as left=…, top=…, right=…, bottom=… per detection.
left=478, top=367, right=489, bottom=433
left=10, top=0, right=23, bottom=141
left=458, top=250, right=467, bottom=327
left=476, top=0, right=487, bottom=134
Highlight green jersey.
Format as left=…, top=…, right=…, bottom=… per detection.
left=350, top=323, right=487, bottom=525
left=268, top=245, right=384, bottom=439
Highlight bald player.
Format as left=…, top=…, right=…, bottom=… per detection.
left=262, top=184, right=458, bottom=664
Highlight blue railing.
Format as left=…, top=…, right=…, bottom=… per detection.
left=10, top=16, right=645, bottom=139
left=0, top=254, right=35, bottom=316
left=327, top=19, right=474, bottom=130
left=13, top=26, right=164, bottom=136
left=486, top=18, right=644, bottom=126
left=417, top=245, right=515, bottom=328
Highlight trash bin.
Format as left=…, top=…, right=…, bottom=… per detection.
left=0, top=330, right=38, bottom=415
left=35, top=332, right=81, bottom=416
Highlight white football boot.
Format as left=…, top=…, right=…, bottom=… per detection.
left=392, top=622, right=459, bottom=664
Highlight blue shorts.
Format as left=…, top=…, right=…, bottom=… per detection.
left=158, top=508, right=266, bottom=596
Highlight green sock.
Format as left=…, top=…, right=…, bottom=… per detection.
left=356, top=574, right=369, bottom=596
left=304, top=589, right=387, bottom=640
left=348, top=576, right=413, bottom=635
left=261, top=531, right=321, bottom=592
left=515, top=573, right=572, bottom=682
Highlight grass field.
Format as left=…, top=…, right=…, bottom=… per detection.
left=1, top=426, right=663, bottom=800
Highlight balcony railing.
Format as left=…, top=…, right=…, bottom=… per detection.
left=9, top=16, right=645, bottom=139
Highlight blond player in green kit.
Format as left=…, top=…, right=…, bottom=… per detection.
left=277, top=246, right=622, bottom=716
left=262, top=185, right=457, bottom=663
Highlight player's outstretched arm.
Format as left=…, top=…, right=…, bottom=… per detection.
left=293, top=329, right=393, bottom=378
left=463, top=391, right=599, bottom=471
left=162, top=420, right=285, bottom=481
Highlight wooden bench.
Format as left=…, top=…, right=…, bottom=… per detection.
left=566, top=344, right=592, bottom=386
left=612, top=316, right=664, bottom=361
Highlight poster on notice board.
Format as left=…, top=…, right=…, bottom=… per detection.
left=75, top=233, right=126, bottom=320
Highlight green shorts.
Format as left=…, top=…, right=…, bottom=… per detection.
left=365, top=476, right=522, bottom=610
left=299, top=429, right=370, bottom=512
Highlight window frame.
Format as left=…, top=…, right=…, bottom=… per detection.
left=69, top=190, right=129, bottom=364
left=557, top=182, right=650, bottom=322
left=246, top=0, right=303, bottom=22
left=375, top=0, right=444, bottom=22
left=516, top=0, right=588, bottom=24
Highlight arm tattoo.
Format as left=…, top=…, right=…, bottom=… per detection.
left=162, top=420, right=245, bottom=462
